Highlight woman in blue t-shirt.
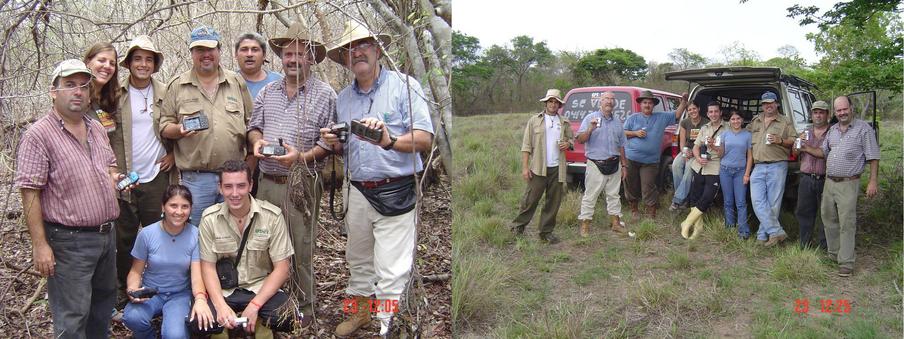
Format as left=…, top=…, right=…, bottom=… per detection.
left=718, top=110, right=753, bottom=239
left=123, top=185, right=214, bottom=338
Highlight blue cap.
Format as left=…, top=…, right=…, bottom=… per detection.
left=761, top=91, right=777, bottom=103
left=189, top=25, right=220, bottom=49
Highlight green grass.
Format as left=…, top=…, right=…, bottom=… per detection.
left=453, top=113, right=903, bottom=337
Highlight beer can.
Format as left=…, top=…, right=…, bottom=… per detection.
left=803, top=130, right=810, bottom=141
left=714, top=135, right=722, bottom=147
left=683, top=146, right=691, bottom=158
left=701, top=153, right=709, bottom=160
left=794, top=138, right=802, bottom=149
left=765, top=133, right=772, bottom=145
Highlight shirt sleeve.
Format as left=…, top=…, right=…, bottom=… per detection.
left=521, top=119, right=533, bottom=153
left=316, top=87, right=339, bottom=151
left=191, top=228, right=200, bottom=262
left=821, top=130, right=831, bottom=156
left=238, top=78, right=254, bottom=125
left=198, top=218, right=218, bottom=263
left=623, top=115, right=635, bottom=131
left=404, top=76, right=434, bottom=134
left=863, top=125, right=881, bottom=161
left=13, top=129, right=49, bottom=190
left=577, top=114, right=591, bottom=134
left=618, top=121, right=628, bottom=147
left=157, top=80, right=178, bottom=138
left=131, top=228, right=149, bottom=261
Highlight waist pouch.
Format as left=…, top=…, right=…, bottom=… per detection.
left=591, top=156, right=620, bottom=175
left=351, top=176, right=417, bottom=216
left=216, top=257, right=239, bottom=290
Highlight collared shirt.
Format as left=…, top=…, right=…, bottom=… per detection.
left=248, top=76, right=337, bottom=175
left=544, top=113, right=561, bottom=167
left=799, top=125, right=829, bottom=175
left=198, top=197, right=294, bottom=296
left=336, top=68, right=434, bottom=181
left=747, top=113, right=798, bottom=163
left=14, top=109, right=119, bottom=226
left=623, top=111, right=677, bottom=164
left=158, top=67, right=253, bottom=171
left=117, top=78, right=169, bottom=176
left=578, top=111, right=625, bottom=160
left=691, top=121, right=728, bottom=175
left=521, top=112, right=574, bottom=183
left=821, top=119, right=880, bottom=178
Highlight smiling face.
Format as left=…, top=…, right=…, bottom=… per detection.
left=51, top=73, right=91, bottom=118
left=599, top=92, right=615, bottom=115
left=687, top=103, right=700, bottom=119
left=811, top=109, right=829, bottom=126
left=833, top=97, right=852, bottom=125
left=639, top=99, right=655, bottom=115
left=762, top=101, right=777, bottom=115
left=86, top=49, right=116, bottom=86
left=706, top=104, right=722, bottom=122
left=344, top=38, right=381, bottom=80
left=729, top=112, right=744, bottom=130
left=280, top=41, right=313, bottom=82
left=127, top=49, right=156, bottom=82
left=190, top=46, right=221, bottom=74
left=545, top=100, right=560, bottom=114
left=236, top=39, right=264, bottom=74
left=162, top=195, right=191, bottom=228
left=219, top=171, right=252, bottom=212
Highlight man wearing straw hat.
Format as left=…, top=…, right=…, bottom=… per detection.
left=320, top=20, right=434, bottom=336
left=509, top=88, right=574, bottom=244
left=112, top=34, right=175, bottom=300
left=246, top=21, right=337, bottom=328
left=158, top=25, right=254, bottom=225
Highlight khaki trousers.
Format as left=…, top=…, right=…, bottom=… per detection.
left=821, top=179, right=859, bottom=269
left=579, top=162, right=622, bottom=220
left=511, top=166, right=563, bottom=236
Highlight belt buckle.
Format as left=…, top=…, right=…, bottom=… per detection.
left=98, top=221, right=114, bottom=233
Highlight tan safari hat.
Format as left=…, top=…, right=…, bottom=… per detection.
left=268, top=22, right=327, bottom=64
left=326, top=20, right=392, bottom=67
left=811, top=100, right=829, bottom=112
left=51, top=59, right=93, bottom=85
left=539, top=89, right=564, bottom=104
left=120, top=35, right=164, bottom=72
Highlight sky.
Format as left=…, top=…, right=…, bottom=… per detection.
left=454, top=0, right=839, bottom=64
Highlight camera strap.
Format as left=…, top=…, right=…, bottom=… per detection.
left=234, top=214, right=257, bottom=269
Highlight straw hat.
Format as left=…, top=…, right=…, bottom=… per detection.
left=325, top=20, right=392, bottom=67
left=268, top=22, right=327, bottom=64
left=539, top=89, right=564, bottom=104
left=119, top=35, right=164, bottom=72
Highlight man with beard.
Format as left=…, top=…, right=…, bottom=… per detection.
left=246, top=21, right=336, bottom=328
left=747, top=91, right=797, bottom=247
left=158, top=25, right=253, bottom=224
left=320, top=20, right=434, bottom=336
left=793, top=101, right=831, bottom=249
left=576, top=91, right=628, bottom=237
left=803, top=96, right=879, bottom=277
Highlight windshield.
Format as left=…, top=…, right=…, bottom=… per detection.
left=563, top=91, right=632, bottom=122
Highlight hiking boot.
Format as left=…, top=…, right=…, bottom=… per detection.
left=610, top=215, right=627, bottom=234
left=764, top=233, right=788, bottom=247
left=630, top=201, right=639, bottom=215
left=336, top=296, right=371, bottom=337
left=838, top=267, right=853, bottom=277
left=669, top=202, right=680, bottom=211
left=579, top=220, right=590, bottom=238
left=540, top=234, right=560, bottom=244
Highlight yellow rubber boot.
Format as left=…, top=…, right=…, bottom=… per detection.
left=689, top=213, right=705, bottom=240
left=680, top=208, right=704, bottom=239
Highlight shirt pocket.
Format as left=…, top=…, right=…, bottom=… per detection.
left=245, top=236, right=272, bottom=278
left=213, top=238, right=239, bottom=257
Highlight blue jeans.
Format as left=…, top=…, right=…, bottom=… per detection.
left=671, top=155, right=694, bottom=204
left=180, top=171, right=223, bottom=225
left=122, top=289, right=192, bottom=339
left=750, top=161, right=788, bottom=240
left=720, top=166, right=749, bottom=237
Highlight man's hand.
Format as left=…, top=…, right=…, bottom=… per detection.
left=319, top=127, right=339, bottom=147
left=681, top=92, right=688, bottom=103
left=240, top=303, right=261, bottom=334
left=590, top=118, right=599, bottom=131
left=522, top=168, right=532, bottom=181
left=636, top=129, right=647, bottom=138
left=111, top=173, right=139, bottom=193
left=179, top=124, right=199, bottom=139
left=33, top=243, right=54, bottom=277
left=214, top=302, right=237, bottom=329
left=126, top=287, right=151, bottom=304
left=252, top=139, right=269, bottom=158
left=359, top=118, right=391, bottom=147
left=866, top=179, right=879, bottom=198
left=157, top=153, right=175, bottom=172
left=621, top=166, right=627, bottom=180
left=272, top=144, right=298, bottom=167
left=557, top=141, right=569, bottom=151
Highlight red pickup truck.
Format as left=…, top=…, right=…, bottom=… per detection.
left=560, top=86, right=683, bottom=189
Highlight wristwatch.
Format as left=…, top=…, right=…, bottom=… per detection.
left=382, top=134, right=398, bottom=150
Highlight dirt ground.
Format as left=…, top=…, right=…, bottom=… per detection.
left=0, top=176, right=451, bottom=338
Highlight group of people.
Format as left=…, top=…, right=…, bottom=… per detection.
left=16, top=19, right=434, bottom=339
left=512, top=88, right=880, bottom=278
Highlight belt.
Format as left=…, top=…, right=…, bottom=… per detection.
left=588, top=156, right=619, bottom=162
left=182, top=169, right=219, bottom=174
left=801, top=173, right=825, bottom=181
left=755, top=160, right=785, bottom=165
left=828, top=175, right=860, bottom=182
left=45, top=220, right=114, bottom=234
left=353, top=176, right=409, bottom=189
left=262, top=173, right=288, bottom=184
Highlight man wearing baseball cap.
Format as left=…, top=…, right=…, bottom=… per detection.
left=158, top=25, right=254, bottom=224
left=16, top=59, right=128, bottom=338
left=747, top=91, right=798, bottom=247
left=793, top=100, right=831, bottom=249
left=319, top=20, right=434, bottom=336
left=112, top=34, right=175, bottom=298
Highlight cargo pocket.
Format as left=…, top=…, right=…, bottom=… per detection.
left=245, top=237, right=272, bottom=278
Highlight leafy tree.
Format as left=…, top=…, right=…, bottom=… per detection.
left=717, top=41, right=760, bottom=66
left=452, top=31, right=481, bottom=68
left=668, top=48, right=707, bottom=70
left=573, top=48, right=647, bottom=84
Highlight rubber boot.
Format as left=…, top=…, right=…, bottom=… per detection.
left=336, top=295, right=371, bottom=337
left=610, top=215, right=626, bottom=234
left=680, top=208, right=704, bottom=239
left=689, top=213, right=704, bottom=240
left=580, top=219, right=590, bottom=238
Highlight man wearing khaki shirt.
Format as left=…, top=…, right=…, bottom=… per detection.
left=510, top=89, right=574, bottom=244
left=747, top=91, right=797, bottom=247
left=158, top=25, right=253, bottom=224
left=803, top=96, right=879, bottom=277
left=196, top=160, right=294, bottom=335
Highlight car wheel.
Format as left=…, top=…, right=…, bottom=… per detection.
left=657, top=154, right=673, bottom=193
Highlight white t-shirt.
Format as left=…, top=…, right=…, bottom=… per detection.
left=544, top=113, right=561, bottom=167
left=129, top=84, right=166, bottom=183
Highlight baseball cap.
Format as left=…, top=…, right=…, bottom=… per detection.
left=51, top=59, right=93, bottom=85
left=761, top=91, right=778, bottom=103
left=189, top=25, right=220, bottom=49
left=811, top=101, right=829, bottom=111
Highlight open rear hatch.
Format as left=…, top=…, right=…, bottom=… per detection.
left=665, top=67, right=782, bottom=86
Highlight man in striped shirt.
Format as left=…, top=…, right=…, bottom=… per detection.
left=15, top=59, right=128, bottom=338
left=246, top=22, right=337, bottom=327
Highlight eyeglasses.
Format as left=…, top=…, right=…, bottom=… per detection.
left=347, top=42, right=375, bottom=54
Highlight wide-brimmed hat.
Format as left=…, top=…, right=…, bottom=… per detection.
left=51, top=59, right=93, bottom=85
left=189, top=25, right=220, bottom=49
left=119, top=35, right=164, bottom=72
left=761, top=91, right=778, bottom=103
left=268, top=22, right=327, bottom=64
left=326, top=20, right=392, bottom=67
left=811, top=100, right=829, bottom=112
left=539, top=89, right=564, bottom=104
left=635, top=90, right=660, bottom=105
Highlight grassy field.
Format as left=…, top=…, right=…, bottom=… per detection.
left=452, top=113, right=903, bottom=338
